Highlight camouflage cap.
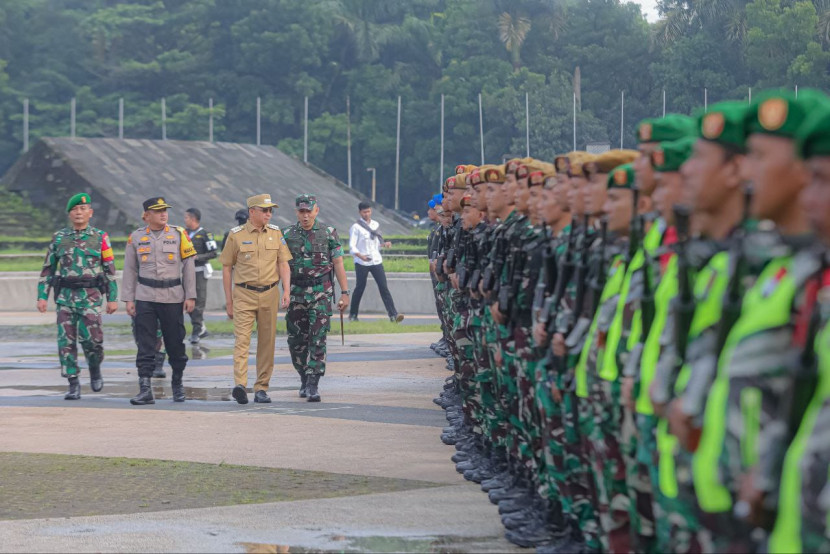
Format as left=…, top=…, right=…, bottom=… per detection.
left=606, top=163, right=636, bottom=190
left=66, top=192, right=91, bottom=213
left=637, top=114, right=697, bottom=144
left=295, top=194, right=316, bottom=211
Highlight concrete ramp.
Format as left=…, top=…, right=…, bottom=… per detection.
left=1, top=137, right=411, bottom=236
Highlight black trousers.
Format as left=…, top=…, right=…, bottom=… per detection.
left=135, top=300, right=187, bottom=378
left=350, top=263, right=398, bottom=318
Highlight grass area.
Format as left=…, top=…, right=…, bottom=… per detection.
left=0, top=452, right=440, bottom=520
left=0, top=252, right=429, bottom=272
left=0, top=319, right=440, bottom=341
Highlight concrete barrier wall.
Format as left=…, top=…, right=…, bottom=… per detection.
left=0, top=272, right=439, bottom=315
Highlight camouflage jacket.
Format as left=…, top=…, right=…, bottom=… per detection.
left=37, top=226, right=118, bottom=308
left=283, top=220, right=343, bottom=303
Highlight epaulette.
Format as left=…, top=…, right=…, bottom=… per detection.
left=230, top=225, right=244, bottom=233
left=267, top=223, right=281, bottom=231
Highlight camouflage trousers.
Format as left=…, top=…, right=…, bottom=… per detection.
left=624, top=412, right=657, bottom=553
left=586, top=376, right=632, bottom=554
left=450, top=292, right=477, bottom=429
left=474, top=307, right=500, bottom=443
left=286, top=295, right=331, bottom=377
left=653, top=420, right=706, bottom=553
left=57, top=304, right=104, bottom=378
left=514, top=325, right=541, bottom=475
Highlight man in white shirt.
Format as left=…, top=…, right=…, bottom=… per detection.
left=348, top=202, right=404, bottom=322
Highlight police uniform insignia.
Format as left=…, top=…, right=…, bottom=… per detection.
left=168, top=254, right=174, bottom=260
left=166, top=235, right=174, bottom=239
left=141, top=255, right=148, bottom=262
left=702, top=112, right=725, bottom=139
left=759, top=98, right=788, bottom=131
left=140, top=236, right=149, bottom=242
left=157, top=198, right=163, bottom=204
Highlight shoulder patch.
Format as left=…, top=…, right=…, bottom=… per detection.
left=230, top=225, right=244, bottom=233
left=327, top=226, right=336, bottom=234
left=267, top=224, right=281, bottom=231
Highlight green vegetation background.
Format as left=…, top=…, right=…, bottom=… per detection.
left=0, top=0, right=826, bottom=217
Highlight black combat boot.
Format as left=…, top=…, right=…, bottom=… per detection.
left=152, top=352, right=166, bottom=378
left=171, top=371, right=185, bottom=402
left=130, top=377, right=155, bottom=405
left=65, top=377, right=81, bottom=400
left=299, top=373, right=308, bottom=398
left=306, top=375, right=321, bottom=402
left=88, top=363, right=103, bottom=392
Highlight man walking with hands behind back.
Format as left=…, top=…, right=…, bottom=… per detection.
left=348, top=202, right=404, bottom=322
left=284, top=194, right=350, bottom=402
left=220, top=194, right=292, bottom=405
left=122, top=197, right=196, bottom=405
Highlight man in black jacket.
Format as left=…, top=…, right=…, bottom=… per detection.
left=184, top=207, right=218, bottom=343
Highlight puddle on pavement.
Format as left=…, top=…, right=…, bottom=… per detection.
left=238, top=535, right=508, bottom=553
left=0, top=384, right=297, bottom=401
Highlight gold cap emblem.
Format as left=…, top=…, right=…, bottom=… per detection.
left=614, top=169, right=628, bottom=185
left=759, top=98, right=788, bottom=131
left=702, top=112, right=725, bottom=139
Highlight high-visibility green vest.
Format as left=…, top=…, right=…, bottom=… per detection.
left=637, top=255, right=678, bottom=415
left=601, top=222, right=665, bottom=382
left=575, top=255, right=626, bottom=398
left=769, top=308, right=830, bottom=553
left=655, top=251, right=730, bottom=498
left=693, top=255, right=796, bottom=513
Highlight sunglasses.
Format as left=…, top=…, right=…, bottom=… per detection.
left=255, top=207, right=273, bottom=213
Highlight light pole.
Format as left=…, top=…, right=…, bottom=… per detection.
left=367, top=167, right=376, bottom=202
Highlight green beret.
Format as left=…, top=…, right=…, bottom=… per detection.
left=698, top=101, right=750, bottom=151
left=66, top=193, right=91, bottom=212
left=606, top=163, right=636, bottom=190
left=652, top=136, right=696, bottom=173
left=796, top=104, right=830, bottom=159
left=637, top=114, right=696, bottom=144
left=745, top=89, right=829, bottom=139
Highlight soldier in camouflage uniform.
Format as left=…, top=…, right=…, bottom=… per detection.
left=769, top=102, right=830, bottom=554
left=283, top=194, right=350, bottom=403
left=37, top=192, right=118, bottom=400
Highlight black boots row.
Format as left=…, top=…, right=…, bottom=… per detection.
left=434, top=363, right=588, bottom=552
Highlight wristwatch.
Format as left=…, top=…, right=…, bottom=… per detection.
left=341, top=289, right=350, bottom=295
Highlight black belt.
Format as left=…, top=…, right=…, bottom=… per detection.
left=138, top=276, right=182, bottom=288
left=236, top=281, right=278, bottom=293
left=61, top=278, right=102, bottom=290
left=292, top=272, right=332, bottom=287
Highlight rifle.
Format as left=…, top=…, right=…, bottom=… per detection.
left=434, top=228, right=446, bottom=278
left=640, top=211, right=656, bottom=337
left=543, top=223, right=579, bottom=336
left=532, top=225, right=553, bottom=316
left=483, top=232, right=507, bottom=294
left=456, top=230, right=471, bottom=289
left=673, top=204, right=694, bottom=366
left=571, top=215, right=592, bottom=325
left=590, top=217, right=609, bottom=306
left=627, top=187, right=642, bottom=269
left=714, top=186, right=753, bottom=358
left=446, top=221, right=461, bottom=272
left=468, top=229, right=485, bottom=293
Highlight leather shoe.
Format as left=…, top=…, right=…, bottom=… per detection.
left=232, top=384, right=248, bottom=404
left=254, top=390, right=271, bottom=403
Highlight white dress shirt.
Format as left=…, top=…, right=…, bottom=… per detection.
left=349, top=219, right=382, bottom=266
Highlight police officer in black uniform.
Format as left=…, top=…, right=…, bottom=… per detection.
left=184, top=207, right=218, bottom=344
